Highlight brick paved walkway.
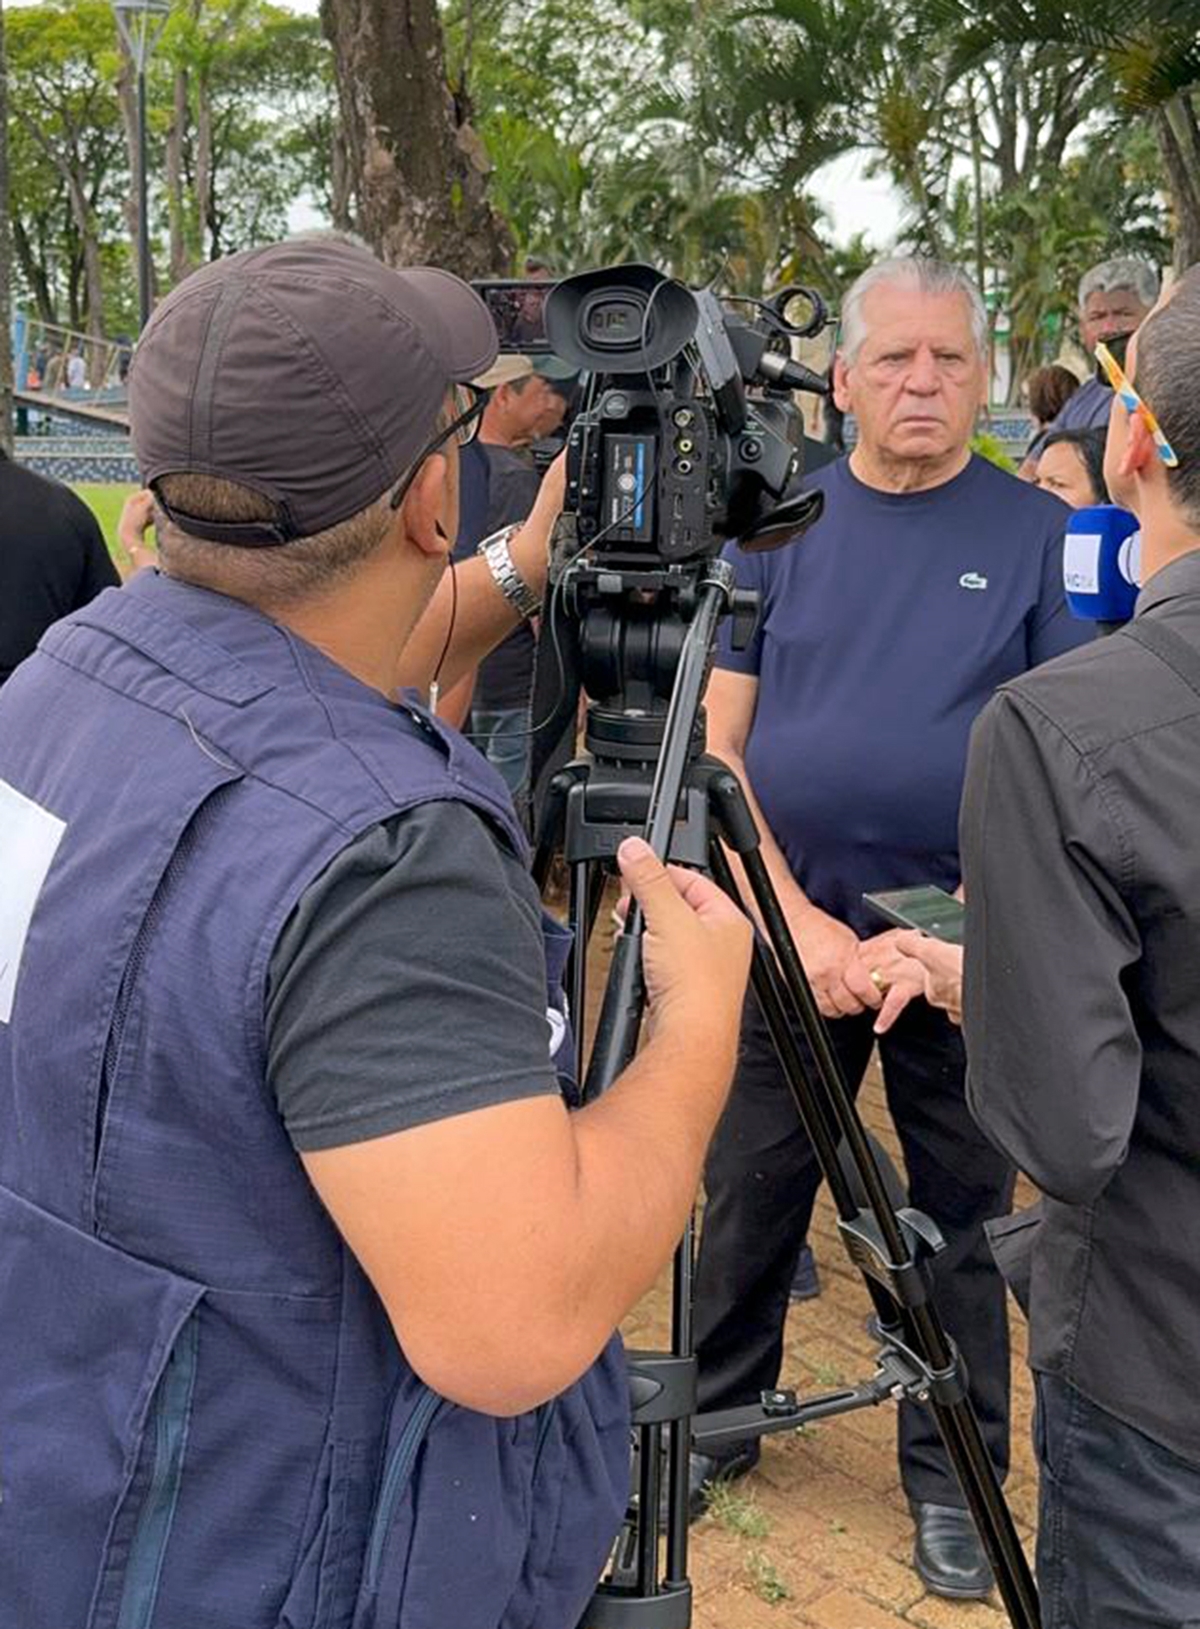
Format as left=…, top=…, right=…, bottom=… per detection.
left=621, top=1064, right=1036, bottom=1629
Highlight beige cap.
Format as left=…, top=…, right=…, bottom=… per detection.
left=474, top=354, right=536, bottom=390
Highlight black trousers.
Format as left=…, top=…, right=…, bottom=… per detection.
left=693, top=996, right=1015, bottom=1506
left=1036, top=1372, right=1200, bottom=1627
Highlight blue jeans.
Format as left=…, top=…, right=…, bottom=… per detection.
left=470, top=706, right=530, bottom=797
left=1035, top=1371, right=1200, bottom=1627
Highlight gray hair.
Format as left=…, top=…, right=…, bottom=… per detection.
left=840, top=257, right=987, bottom=364
left=1134, top=264, right=1200, bottom=527
left=1078, top=256, right=1160, bottom=311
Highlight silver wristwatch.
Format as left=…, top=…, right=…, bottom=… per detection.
left=477, top=523, right=542, bottom=620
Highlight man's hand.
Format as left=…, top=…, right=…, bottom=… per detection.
left=536, top=447, right=567, bottom=518
left=617, top=837, right=752, bottom=1055
left=118, top=489, right=158, bottom=572
left=788, top=904, right=865, bottom=1019
left=509, top=449, right=567, bottom=595
left=872, top=932, right=965, bottom=1034
left=843, top=929, right=922, bottom=1012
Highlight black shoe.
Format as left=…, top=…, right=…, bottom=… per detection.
left=911, top=1501, right=995, bottom=1599
left=788, top=1243, right=821, bottom=1301
left=688, top=1441, right=760, bottom=1522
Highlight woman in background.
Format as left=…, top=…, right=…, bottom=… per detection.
left=1033, top=426, right=1110, bottom=508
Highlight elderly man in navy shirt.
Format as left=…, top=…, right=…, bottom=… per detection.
left=690, top=256, right=1089, bottom=1599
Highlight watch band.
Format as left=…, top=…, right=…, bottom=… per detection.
left=477, top=523, right=541, bottom=620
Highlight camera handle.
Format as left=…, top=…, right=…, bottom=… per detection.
left=531, top=566, right=1039, bottom=1629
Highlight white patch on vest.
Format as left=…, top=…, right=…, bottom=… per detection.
left=0, top=778, right=66, bottom=1024
left=546, top=1008, right=567, bottom=1056
left=959, top=571, right=989, bottom=591
left=546, top=1002, right=570, bottom=1058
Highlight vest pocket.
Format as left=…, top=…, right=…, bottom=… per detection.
left=351, top=1379, right=442, bottom=1629
left=102, top=1317, right=200, bottom=1629
left=0, top=1184, right=204, bottom=1629
left=354, top=1388, right=545, bottom=1629
left=364, top=1386, right=441, bottom=1592
left=499, top=1333, right=631, bottom=1629
left=277, top=1439, right=370, bottom=1629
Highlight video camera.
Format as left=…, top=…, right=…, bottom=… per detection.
left=474, top=264, right=832, bottom=564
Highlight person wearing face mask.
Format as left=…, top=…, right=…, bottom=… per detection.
left=1019, top=256, right=1160, bottom=476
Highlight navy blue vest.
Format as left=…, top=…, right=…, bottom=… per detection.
left=0, top=572, right=628, bottom=1629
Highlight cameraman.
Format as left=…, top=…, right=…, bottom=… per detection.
left=952, top=266, right=1200, bottom=1625
left=0, top=238, right=752, bottom=1629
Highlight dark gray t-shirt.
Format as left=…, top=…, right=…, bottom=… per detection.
left=474, top=445, right=541, bottom=710
left=266, top=800, right=559, bottom=1152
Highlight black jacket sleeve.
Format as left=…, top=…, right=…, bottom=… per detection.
left=960, top=688, right=1143, bottom=1205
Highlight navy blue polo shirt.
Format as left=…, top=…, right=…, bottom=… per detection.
left=716, top=453, right=1088, bottom=934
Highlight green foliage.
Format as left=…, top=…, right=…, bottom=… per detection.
left=4, top=0, right=1195, bottom=360
left=704, top=1481, right=771, bottom=1539
left=443, top=0, right=852, bottom=286
left=970, top=432, right=1017, bottom=472
left=744, top=1550, right=792, bottom=1604
left=71, top=481, right=139, bottom=558
left=6, top=1, right=127, bottom=328
left=159, top=1, right=333, bottom=260
left=7, top=0, right=332, bottom=328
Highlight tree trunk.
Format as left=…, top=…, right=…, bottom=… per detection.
left=12, top=221, right=56, bottom=326
left=1157, top=95, right=1200, bottom=274
left=0, top=0, right=13, bottom=453
left=196, top=76, right=215, bottom=259
left=330, top=119, right=355, bottom=232
left=166, top=65, right=194, bottom=283
left=115, top=44, right=144, bottom=295
left=320, top=0, right=512, bottom=277
left=64, top=172, right=106, bottom=348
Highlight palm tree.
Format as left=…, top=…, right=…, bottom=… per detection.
left=931, top=0, right=1200, bottom=268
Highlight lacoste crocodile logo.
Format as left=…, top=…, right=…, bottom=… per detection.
left=959, top=572, right=989, bottom=591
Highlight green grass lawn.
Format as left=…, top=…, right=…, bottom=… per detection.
left=72, top=481, right=141, bottom=564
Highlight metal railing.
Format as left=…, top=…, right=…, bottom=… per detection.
left=11, top=313, right=132, bottom=422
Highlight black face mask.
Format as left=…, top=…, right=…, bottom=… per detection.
left=1096, top=330, right=1134, bottom=380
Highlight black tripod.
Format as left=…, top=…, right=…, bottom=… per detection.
left=531, top=556, right=1040, bottom=1629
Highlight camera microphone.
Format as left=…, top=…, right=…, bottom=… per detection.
left=757, top=350, right=830, bottom=396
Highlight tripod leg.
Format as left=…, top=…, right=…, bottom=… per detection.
left=705, top=787, right=1040, bottom=1629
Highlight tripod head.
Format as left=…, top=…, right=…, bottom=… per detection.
left=557, top=559, right=757, bottom=773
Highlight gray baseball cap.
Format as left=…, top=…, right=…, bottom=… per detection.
left=129, top=237, right=498, bottom=546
